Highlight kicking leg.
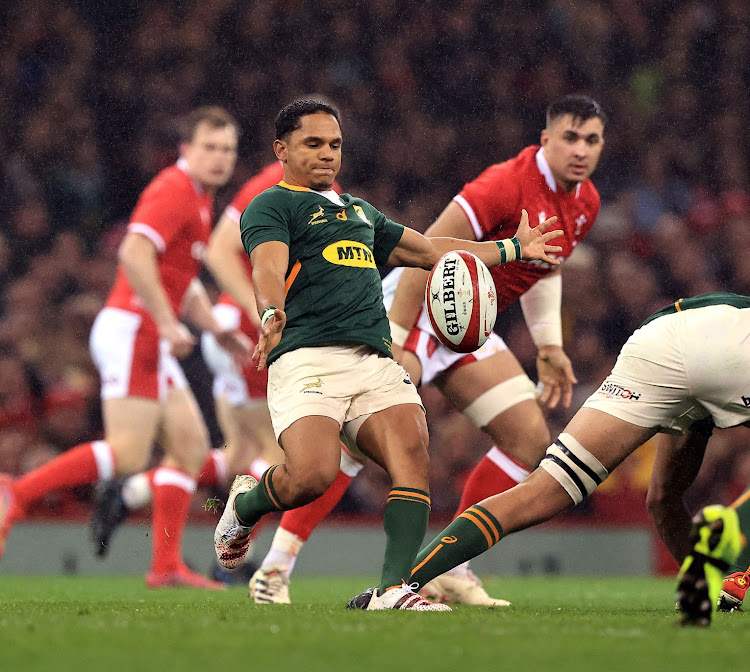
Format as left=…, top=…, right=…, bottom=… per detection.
left=251, top=445, right=364, bottom=603
left=214, top=415, right=341, bottom=569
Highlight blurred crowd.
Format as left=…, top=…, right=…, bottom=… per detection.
left=1, top=0, right=749, bottom=520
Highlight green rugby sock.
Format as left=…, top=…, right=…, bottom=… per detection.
left=379, top=487, right=431, bottom=593
left=234, top=466, right=285, bottom=527
left=730, top=486, right=750, bottom=574
left=409, top=504, right=503, bottom=590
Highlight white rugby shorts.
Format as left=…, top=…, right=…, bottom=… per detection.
left=89, top=307, right=188, bottom=402
left=584, top=305, right=750, bottom=432
left=267, top=344, right=424, bottom=441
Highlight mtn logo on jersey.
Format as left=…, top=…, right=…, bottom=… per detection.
left=322, top=240, right=376, bottom=268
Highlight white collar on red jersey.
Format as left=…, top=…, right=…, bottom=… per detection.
left=536, top=148, right=582, bottom=199
left=176, top=157, right=205, bottom=195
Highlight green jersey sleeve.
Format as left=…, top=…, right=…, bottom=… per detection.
left=368, top=205, right=404, bottom=265
left=240, top=190, right=291, bottom=257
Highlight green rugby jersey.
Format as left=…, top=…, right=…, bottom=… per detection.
left=240, top=181, right=405, bottom=365
left=640, top=292, right=750, bottom=327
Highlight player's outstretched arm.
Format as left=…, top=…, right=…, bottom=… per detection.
left=520, top=271, right=577, bottom=409
left=647, top=428, right=711, bottom=563
left=250, top=240, right=289, bottom=371
left=387, top=210, right=562, bottom=271
left=205, top=212, right=261, bottom=326
left=180, top=279, right=252, bottom=363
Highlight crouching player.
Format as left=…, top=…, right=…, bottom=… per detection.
left=349, top=292, right=750, bottom=625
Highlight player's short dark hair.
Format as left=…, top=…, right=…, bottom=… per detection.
left=275, top=100, right=341, bottom=141
left=546, top=95, right=606, bottom=128
left=179, top=106, right=238, bottom=143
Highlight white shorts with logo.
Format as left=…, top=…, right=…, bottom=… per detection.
left=89, top=307, right=188, bottom=402
left=584, top=305, right=750, bottom=433
left=267, top=344, right=424, bottom=441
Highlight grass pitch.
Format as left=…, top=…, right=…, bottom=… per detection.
left=0, top=575, right=746, bottom=672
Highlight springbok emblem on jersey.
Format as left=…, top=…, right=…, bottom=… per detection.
left=308, top=205, right=326, bottom=225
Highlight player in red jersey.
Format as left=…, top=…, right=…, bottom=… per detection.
left=234, top=95, right=605, bottom=606
left=0, top=107, right=250, bottom=589
left=385, top=94, right=605, bottom=605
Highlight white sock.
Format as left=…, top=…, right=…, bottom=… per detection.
left=261, top=527, right=304, bottom=577
left=446, top=561, right=471, bottom=579
left=249, top=458, right=271, bottom=481
left=121, top=473, right=152, bottom=510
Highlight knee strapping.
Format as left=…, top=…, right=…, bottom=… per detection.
left=539, top=432, right=609, bottom=505
left=462, top=375, right=536, bottom=428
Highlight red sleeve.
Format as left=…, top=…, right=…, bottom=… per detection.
left=454, top=162, right=521, bottom=240
left=225, top=163, right=285, bottom=223
left=129, top=177, right=191, bottom=253
left=591, top=186, right=601, bottom=221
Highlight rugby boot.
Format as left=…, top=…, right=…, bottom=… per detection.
left=676, top=506, right=743, bottom=626
left=214, top=475, right=258, bottom=569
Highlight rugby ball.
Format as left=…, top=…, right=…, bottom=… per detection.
left=425, top=251, right=497, bottom=353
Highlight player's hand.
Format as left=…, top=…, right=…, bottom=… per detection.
left=253, top=308, right=286, bottom=371
left=216, top=329, right=253, bottom=367
left=514, top=209, right=563, bottom=264
left=160, top=321, right=196, bottom=359
left=536, top=345, right=577, bottom=410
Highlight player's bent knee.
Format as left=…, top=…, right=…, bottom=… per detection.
left=538, top=432, right=609, bottom=505
left=400, top=441, right=430, bottom=474
left=108, top=442, right=151, bottom=475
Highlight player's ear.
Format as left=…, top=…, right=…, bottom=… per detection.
left=540, top=129, right=549, bottom=147
left=273, top=139, right=287, bottom=161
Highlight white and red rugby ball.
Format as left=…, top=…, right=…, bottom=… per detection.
left=425, top=250, right=498, bottom=353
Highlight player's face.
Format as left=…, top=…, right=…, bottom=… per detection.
left=275, top=112, right=342, bottom=190
left=541, top=115, right=604, bottom=193
left=181, top=122, right=239, bottom=191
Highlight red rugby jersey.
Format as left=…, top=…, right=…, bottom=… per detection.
left=106, top=159, right=214, bottom=318
left=454, top=145, right=600, bottom=313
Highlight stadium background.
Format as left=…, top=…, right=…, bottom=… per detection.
left=0, top=0, right=748, bottom=575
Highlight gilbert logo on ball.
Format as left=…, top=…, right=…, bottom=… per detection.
left=426, top=251, right=498, bottom=353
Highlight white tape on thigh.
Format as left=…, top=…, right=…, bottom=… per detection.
left=462, top=375, right=536, bottom=428
left=539, top=432, right=609, bottom=505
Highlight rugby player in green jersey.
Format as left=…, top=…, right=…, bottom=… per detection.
left=212, top=99, right=563, bottom=611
